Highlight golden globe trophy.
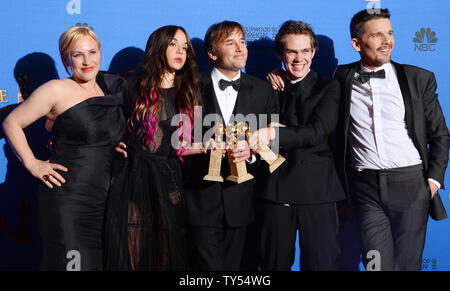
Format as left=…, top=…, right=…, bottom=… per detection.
left=248, top=123, right=286, bottom=173
left=226, top=122, right=254, bottom=184
left=203, top=124, right=226, bottom=182
left=257, top=146, right=286, bottom=173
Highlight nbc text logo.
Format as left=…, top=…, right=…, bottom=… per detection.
left=414, top=28, right=437, bottom=52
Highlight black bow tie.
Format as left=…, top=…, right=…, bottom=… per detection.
left=358, top=69, right=386, bottom=84
left=218, top=78, right=240, bottom=91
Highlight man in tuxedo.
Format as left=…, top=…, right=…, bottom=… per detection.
left=251, top=20, right=346, bottom=270
left=333, top=9, right=449, bottom=270
left=182, top=21, right=277, bottom=271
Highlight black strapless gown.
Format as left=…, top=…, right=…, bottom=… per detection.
left=37, top=73, right=125, bottom=271
left=104, top=81, right=188, bottom=271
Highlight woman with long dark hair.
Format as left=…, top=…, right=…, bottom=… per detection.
left=104, top=25, right=201, bottom=271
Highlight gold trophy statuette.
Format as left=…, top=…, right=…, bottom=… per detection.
left=226, top=122, right=254, bottom=184
left=203, top=124, right=226, bottom=182
left=251, top=125, right=285, bottom=173
left=257, top=146, right=286, bottom=173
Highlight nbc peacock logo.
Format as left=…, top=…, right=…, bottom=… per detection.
left=413, top=28, right=437, bottom=52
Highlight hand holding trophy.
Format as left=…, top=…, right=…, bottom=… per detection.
left=203, top=123, right=226, bottom=182
left=248, top=123, right=286, bottom=173
left=225, top=122, right=254, bottom=184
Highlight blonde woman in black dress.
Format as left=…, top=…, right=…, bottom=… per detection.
left=3, top=26, right=125, bottom=270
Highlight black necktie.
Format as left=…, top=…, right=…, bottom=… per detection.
left=358, top=69, right=386, bottom=84
left=218, top=79, right=240, bottom=91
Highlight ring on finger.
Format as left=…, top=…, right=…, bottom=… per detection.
left=42, top=174, right=50, bottom=181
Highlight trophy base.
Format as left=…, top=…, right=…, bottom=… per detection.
left=268, top=155, right=286, bottom=173
left=226, top=173, right=254, bottom=184
left=203, top=174, right=224, bottom=182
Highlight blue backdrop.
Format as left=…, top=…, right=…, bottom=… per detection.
left=0, top=0, right=449, bottom=270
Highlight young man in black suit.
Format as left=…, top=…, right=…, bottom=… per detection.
left=182, top=21, right=277, bottom=271
left=252, top=21, right=346, bottom=270
left=333, top=9, right=449, bottom=270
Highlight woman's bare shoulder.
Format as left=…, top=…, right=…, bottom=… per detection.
left=28, top=78, right=75, bottom=102
left=40, top=78, right=73, bottom=92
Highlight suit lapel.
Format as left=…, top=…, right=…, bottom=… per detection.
left=233, top=73, right=252, bottom=119
left=201, top=72, right=225, bottom=122
left=344, top=63, right=358, bottom=135
left=392, top=61, right=414, bottom=135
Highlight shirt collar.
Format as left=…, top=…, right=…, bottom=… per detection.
left=289, top=69, right=310, bottom=85
left=211, top=67, right=241, bottom=85
left=360, top=62, right=392, bottom=73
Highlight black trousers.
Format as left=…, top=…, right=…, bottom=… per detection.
left=259, top=200, right=340, bottom=271
left=187, top=225, right=247, bottom=271
left=350, top=164, right=430, bottom=271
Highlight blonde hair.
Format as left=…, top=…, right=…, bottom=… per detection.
left=59, top=26, right=101, bottom=74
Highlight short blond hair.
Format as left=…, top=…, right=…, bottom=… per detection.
left=59, top=26, right=101, bottom=74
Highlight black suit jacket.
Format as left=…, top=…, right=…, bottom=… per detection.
left=256, top=70, right=346, bottom=205
left=183, top=71, right=278, bottom=228
left=333, top=61, right=450, bottom=198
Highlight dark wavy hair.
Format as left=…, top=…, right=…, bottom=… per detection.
left=350, top=8, right=391, bottom=39
left=129, top=25, right=200, bottom=154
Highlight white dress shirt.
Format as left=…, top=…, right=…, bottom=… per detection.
left=211, top=67, right=240, bottom=125
left=211, top=67, right=256, bottom=164
left=349, top=62, right=440, bottom=188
